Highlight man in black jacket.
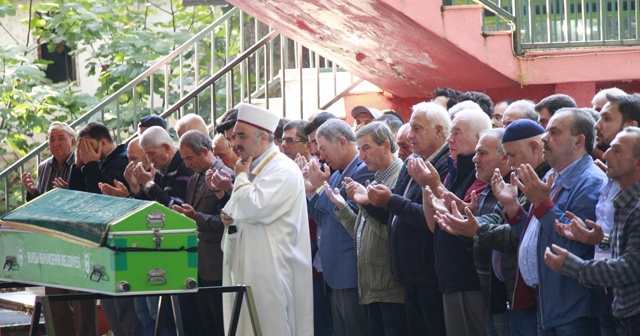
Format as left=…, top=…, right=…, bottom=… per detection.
left=366, top=101, right=450, bottom=335
left=172, top=130, right=233, bottom=336
left=136, top=126, right=197, bottom=335
left=135, top=126, right=193, bottom=206
left=69, top=121, right=142, bottom=336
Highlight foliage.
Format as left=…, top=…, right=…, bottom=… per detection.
left=0, top=0, right=238, bottom=212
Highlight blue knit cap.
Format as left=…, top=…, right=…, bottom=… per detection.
left=502, top=119, right=545, bottom=143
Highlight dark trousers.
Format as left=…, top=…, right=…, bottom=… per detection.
left=330, top=286, right=369, bottom=336
left=45, top=287, right=97, bottom=336
left=196, top=278, right=224, bottom=336
left=600, top=289, right=617, bottom=336
left=102, top=296, right=143, bottom=336
left=509, top=307, right=537, bottom=336
left=368, top=301, right=408, bottom=336
left=615, top=313, right=640, bottom=336
left=313, top=276, right=335, bottom=336
left=404, top=283, right=446, bottom=336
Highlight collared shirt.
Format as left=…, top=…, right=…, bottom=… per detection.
left=595, top=178, right=621, bottom=259
left=562, top=179, right=640, bottom=318
left=34, top=152, right=76, bottom=197
left=425, top=142, right=448, bottom=163
left=248, top=145, right=274, bottom=181
left=356, top=158, right=402, bottom=254
left=390, top=146, right=445, bottom=226
left=518, top=158, right=580, bottom=286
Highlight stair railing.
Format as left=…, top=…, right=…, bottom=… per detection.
left=0, top=8, right=361, bottom=214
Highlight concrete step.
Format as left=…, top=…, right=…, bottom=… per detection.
left=0, top=287, right=110, bottom=336
left=0, top=307, right=46, bottom=335
left=0, top=287, right=46, bottom=335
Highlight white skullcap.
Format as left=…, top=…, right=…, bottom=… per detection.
left=236, top=103, right=279, bottom=134
left=48, top=121, right=76, bottom=139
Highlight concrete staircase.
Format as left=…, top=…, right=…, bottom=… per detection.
left=221, top=0, right=640, bottom=103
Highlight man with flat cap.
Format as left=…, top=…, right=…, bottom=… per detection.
left=434, top=119, right=551, bottom=334
left=220, top=103, right=313, bottom=335
left=138, top=114, right=167, bottom=134
left=351, top=105, right=381, bottom=131
left=21, top=122, right=98, bottom=336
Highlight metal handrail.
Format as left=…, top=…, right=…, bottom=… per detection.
left=452, top=0, right=639, bottom=53
left=470, top=0, right=522, bottom=54
left=0, top=9, right=362, bottom=213
left=160, top=30, right=280, bottom=118
left=0, top=8, right=242, bottom=182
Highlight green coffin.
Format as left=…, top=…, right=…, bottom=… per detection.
left=0, top=189, right=198, bottom=295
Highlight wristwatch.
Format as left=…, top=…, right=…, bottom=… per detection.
left=599, top=233, right=611, bottom=250
left=143, top=180, right=155, bottom=193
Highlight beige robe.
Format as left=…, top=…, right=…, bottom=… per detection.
left=221, top=146, right=313, bottom=335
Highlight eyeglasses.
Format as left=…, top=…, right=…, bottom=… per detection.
left=281, top=137, right=306, bottom=143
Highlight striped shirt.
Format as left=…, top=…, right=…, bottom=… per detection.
left=562, top=178, right=640, bottom=318
left=27, top=152, right=76, bottom=201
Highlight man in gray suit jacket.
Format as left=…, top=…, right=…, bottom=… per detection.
left=173, top=130, right=234, bottom=336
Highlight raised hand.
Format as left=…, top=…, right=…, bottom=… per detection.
left=491, top=168, right=520, bottom=217
left=368, top=183, right=392, bottom=208
left=52, top=177, right=69, bottom=189
left=75, top=140, right=85, bottom=168
left=81, top=138, right=102, bottom=163
left=99, top=180, right=129, bottom=198
left=443, top=189, right=478, bottom=215
left=21, top=173, right=37, bottom=195
left=134, top=162, right=155, bottom=185
left=324, top=181, right=346, bottom=210
left=124, top=161, right=140, bottom=194
left=343, top=177, right=369, bottom=205
left=294, top=153, right=308, bottom=171
left=407, top=157, right=441, bottom=189
left=307, top=161, right=331, bottom=190
left=544, top=244, right=569, bottom=274
left=234, top=156, right=252, bottom=176
left=206, top=168, right=233, bottom=192
left=514, top=164, right=555, bottom=207
left=554, top=211, right=604, bottom=245
left=423, top=186, right=450, bottom=216
left=436, top=205, right=479, bottom=238
left=172, top=203, right=197, bottom=219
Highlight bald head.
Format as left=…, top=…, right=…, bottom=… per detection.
left=502, top=100, right=537, bottom=127
left=213, top=133, right=238, bottom=169
left=176, top=114, right=209, bottom=138
left=396, top=123, right=412, bottom=161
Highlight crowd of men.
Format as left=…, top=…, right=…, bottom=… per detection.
left=21, top=86, right=640, bottom=336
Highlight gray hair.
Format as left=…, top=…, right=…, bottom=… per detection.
left=139, top=126, right=174, bottom=149
left=316, top=119, right=356, bottom=144
left=593, top=87, right=627, bottom=107
left=356, top=121, right=397, bottom=153
left=179, top=130, right=212, bottom=154
left=283, top=120, right=309, bottom=142
left=554, top=108, right=596, bottom=154
left=449, top=101, right=484, bottom=119
left=479, top=128, right=505, bottom=154
left=454, top=110, right=492, bottom=140
left=506, top=100, right=538, bottom=121
left=620, top=127, right=640, bottom=157
left=411, top=102, right=452, bottom=138
left=212, top=133, right=225, bottom=146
